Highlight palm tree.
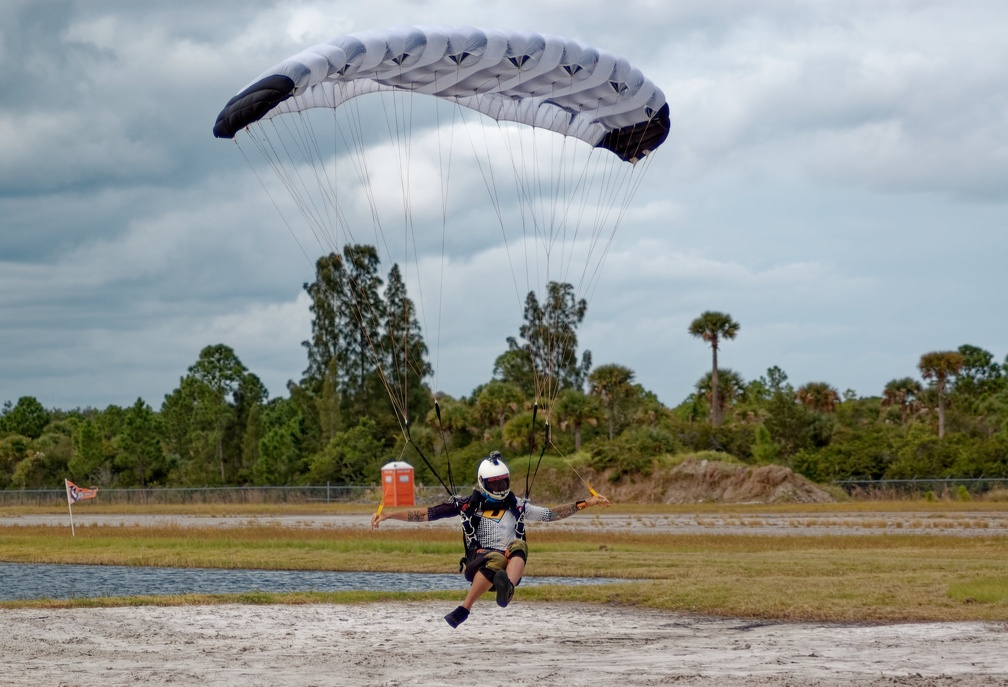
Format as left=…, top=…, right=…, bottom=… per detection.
left=554, top=389, right=600, bottom=451
left=918, top=350, right=965, bottom=438
left=694, top=368, right=745, bottom=421
left=475, top=380, right=525, bottom=431
left=881, top=377, right=923, bottom=426
left=587, top=364, right=637, bottom=440
left=425, top=395, right=474, bottom=453
left=688, top=311, right=740, bottom=426
left=796, top=382, right=840, bottom=413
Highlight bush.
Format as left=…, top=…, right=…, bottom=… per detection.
left=587, top=426, right=678, bottom=482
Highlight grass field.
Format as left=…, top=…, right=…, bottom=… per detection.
left=1, top=502, right=1006, bottom=622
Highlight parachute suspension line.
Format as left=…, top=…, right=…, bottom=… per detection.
left=530, top=122, right=560, bottom=409
left=534, top=133, right=584, bottom=412
left=338, top=92, right=415, bottom=428
left=528, top=420, right=549, bottom=501
left=492, top=118, right=554, bottom=408
left=242, top=115, right=413, bottom=436
left=315, top=89, right=419, bottom=437
left=550, top=438, right=600, bottom=499
left=244, top=112, right=417, bottom=442
left=246, top=112, right=391, bottom=402
left=247, top=119, right=335, bottom=254
left=291, top=107, right=341, bottom=249
left=525, top=402, right=537, bottom=497
left=428, top=95, right=459, bottom=398
left=495, top=124, right=600, bottom=412
left=540, top=121, right=659, bottom=407
left=570, top=142, right=657, bottom=329
left=433, top=400, right=456, bottom=495
left=543, top=133, right=582, bottom=411
left=457, top=108, right=561, bottom=413
left=244, top=125, right=400, bottom=427
left=381, top=83, right=417, bottom=424
left=518, top=405, right=549, bottom=546
left=523, top=403, right=549, bottom=501
left=406, top=429, right=455, bottom=500
left=288, top=110, right=351, bottom=251
left=345, top=92, right=397, bottom=257
left=234, top=137, right=317, bottom=268
left=399, top=399, right=455, bottom=501
left=456, top=105, right=525, bottom=319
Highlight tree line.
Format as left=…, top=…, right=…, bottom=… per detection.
left=2, top=251, right=1007, bottom=492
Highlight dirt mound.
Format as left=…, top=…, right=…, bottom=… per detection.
left=520, top=458, right=834, bottom=504
left=597, top=459, right=835, bottom=504
left=667, top=459, right=834, bottom=504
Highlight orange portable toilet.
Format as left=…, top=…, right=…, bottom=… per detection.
left=381, top=461, right=415, bottom=506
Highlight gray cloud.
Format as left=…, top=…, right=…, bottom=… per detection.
left=1, top=0, right=1006, bottom=411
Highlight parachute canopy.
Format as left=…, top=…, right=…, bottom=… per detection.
left=213, top=25, right=669, bottom=162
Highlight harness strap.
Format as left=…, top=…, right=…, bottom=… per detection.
left=458, top=490, right=525, bottom=557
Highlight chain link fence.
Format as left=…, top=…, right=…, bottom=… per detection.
left=0, top=485, right=449, bottom=508
left=834, top=478, right=1008, bottom=499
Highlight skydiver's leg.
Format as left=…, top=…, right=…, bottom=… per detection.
left=446, top=551, right=499, bottom=627
left=505, top=553, right=525, bottom=586
left=445, top=568, right=493, bottom=627
left=493, top=539, right=526, bottom=608
left=505, top=539, right=528, bottom=586
left=461, top=573, right=494, bottom=610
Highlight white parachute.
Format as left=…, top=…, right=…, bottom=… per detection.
left=214, top=26, right=668, bottom=160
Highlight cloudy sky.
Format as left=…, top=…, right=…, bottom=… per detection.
left=2, top=0, right=1006, bottom=412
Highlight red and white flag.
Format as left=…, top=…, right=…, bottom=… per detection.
left=65, top=479, right=97, bottom=504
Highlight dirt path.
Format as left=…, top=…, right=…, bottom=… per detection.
left=2, top=602, right=1005, bottom=686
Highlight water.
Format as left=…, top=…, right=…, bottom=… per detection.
left=0, top=563, right=618, bottom=601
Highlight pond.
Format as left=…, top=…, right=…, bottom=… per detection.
left=0, top=562, right=619, bottom=601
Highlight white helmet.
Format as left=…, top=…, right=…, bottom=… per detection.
left=477, top=451, right=510, bottom=501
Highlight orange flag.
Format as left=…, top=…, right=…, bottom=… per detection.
left=65, top=479, right=98, bottom=504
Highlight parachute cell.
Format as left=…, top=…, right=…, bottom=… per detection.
left=213, top=26, right=669, bottom=162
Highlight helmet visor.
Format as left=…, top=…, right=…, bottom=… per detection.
left=483, top=474, right=510, bottom=496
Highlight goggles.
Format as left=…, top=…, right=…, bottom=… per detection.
left=483, top=475, right=510, bottom=494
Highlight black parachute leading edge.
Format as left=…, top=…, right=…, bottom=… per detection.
left=213, top=75, right=295, bottom=139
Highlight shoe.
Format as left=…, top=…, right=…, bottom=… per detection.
left=494, top=569, right=514, bottom=608
left=444, top=606, right=469, bottom=628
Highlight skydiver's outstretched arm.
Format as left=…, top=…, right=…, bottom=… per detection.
left=536, top=493, right=611, bottom=522
left=371, top=499, right=462, bottom=529
left=371, top=508, right=428, bottom=529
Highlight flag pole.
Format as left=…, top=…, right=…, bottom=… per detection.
left=65, top=479, right=76, bottom=538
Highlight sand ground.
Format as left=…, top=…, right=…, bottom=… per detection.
left=2, top=602, right=1006, bottom=686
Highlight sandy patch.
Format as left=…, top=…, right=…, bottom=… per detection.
left=2, top=602, right=1005, bottom=686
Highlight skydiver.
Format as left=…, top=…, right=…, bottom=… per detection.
left=371, top=450, right=610, bottom=628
